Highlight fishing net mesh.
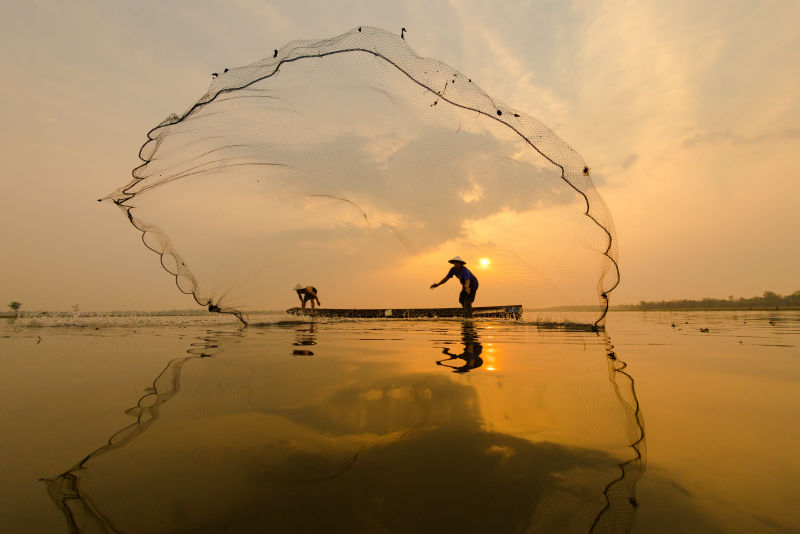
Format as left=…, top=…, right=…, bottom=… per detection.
left=105, top=27, right=619, bottom=325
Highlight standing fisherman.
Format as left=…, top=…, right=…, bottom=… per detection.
left=430, top=256, right=479, bottom=316
left=294, top=284, right=321, bottom=313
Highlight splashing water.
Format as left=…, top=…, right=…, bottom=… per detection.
left=102, top=27, right=619, bottom=326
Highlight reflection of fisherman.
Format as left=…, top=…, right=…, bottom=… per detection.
left=436, top=322, right=484, bottom=373
left=430, top=256, right=479, bottom=316
left=292, top=322, right=316, bottom=356
left=294, top=284, right=320, bottom=313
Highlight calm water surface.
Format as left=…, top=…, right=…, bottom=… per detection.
left=1, top=311, right=797, bottom=533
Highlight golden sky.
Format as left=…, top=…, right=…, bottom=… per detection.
left=1, top=0, right=798, bottom=310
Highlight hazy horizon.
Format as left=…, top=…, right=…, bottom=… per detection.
left=2, top=0, right=798, bottom=312
left=5, top=287, right=799, bottom=314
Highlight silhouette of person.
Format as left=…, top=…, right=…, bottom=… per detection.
left=430, top=256, right=478, bottom=317
left=436, top=322, right=484, bottom=373
left=294, top=284, right=320, bottom=313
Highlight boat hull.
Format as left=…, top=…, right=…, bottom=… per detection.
left=286, top=305, right=522, bottom=319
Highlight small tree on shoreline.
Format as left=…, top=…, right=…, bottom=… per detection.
left=8, top=301, right=22, bottom=317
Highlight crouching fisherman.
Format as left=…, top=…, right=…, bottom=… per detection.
left=294, top=284, right=321, bottom=313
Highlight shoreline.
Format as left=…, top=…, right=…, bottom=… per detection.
left=4, top=307, right=800, bottom=320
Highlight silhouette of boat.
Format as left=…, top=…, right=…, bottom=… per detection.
left=286, top=305, right=522, bottom=319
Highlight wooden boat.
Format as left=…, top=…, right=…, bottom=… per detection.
left=286, top=305, right=522, bottom=319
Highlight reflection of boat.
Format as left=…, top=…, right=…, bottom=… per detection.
left=286, top=305, right=522, bottom=319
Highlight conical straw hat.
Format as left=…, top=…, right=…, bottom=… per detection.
left=293, top=283, right=304, bottom=290
left=448, top=256, right=466, bottom=264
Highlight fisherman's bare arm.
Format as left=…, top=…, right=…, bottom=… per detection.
left=430, top=276, right=450, bottom=289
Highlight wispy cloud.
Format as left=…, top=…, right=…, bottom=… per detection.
left=682, top=128, right=800, bottom=148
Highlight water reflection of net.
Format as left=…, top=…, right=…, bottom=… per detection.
left=589, top=337, right=646, bottom=532
left=41, top=330, right=242, bottom=533
left=43, top=324, right=644, bottom=533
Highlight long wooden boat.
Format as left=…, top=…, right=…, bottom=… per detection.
left=286, top=305, right=522, bottom=319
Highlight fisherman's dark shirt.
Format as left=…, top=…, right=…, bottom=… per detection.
left=445, top=266, right=478, bottom=289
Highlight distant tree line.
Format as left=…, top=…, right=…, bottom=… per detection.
left=615, top=290, right=800, bottom=310
left=6, top=301, right=22, bottom=317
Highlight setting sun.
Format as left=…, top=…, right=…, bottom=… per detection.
left=479, top=257, right=491, bottom=267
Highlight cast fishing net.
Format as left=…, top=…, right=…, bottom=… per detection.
left=103, top=27, right=619, bottom=326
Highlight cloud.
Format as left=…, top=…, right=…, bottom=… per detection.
left=621, top=154, right=638, bottom=170
left=682, top=128, right=800, bottom=148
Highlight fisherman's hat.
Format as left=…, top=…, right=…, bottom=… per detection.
left=448, top=256, right=466, bottom=264
left=293, top=283, right=304, bottom=290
